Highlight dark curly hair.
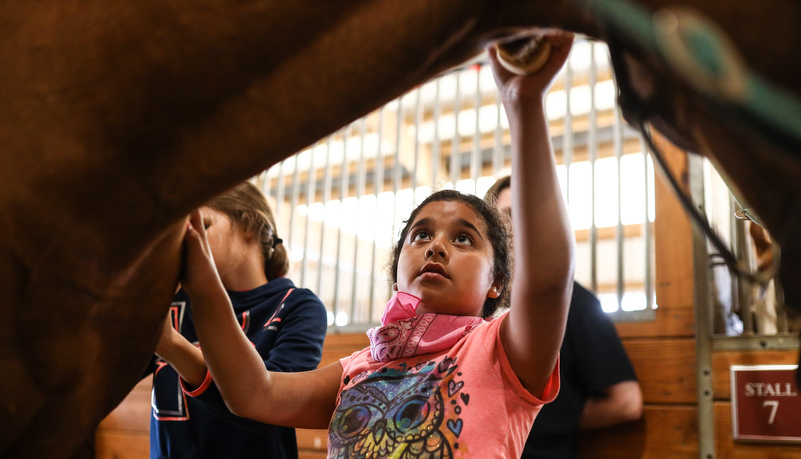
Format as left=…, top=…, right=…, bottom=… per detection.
left=389, top=189, right=512, bottom=317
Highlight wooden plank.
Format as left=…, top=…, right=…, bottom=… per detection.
left=97, top=376, right=151, bottom=433
left=652, top=131, right=695, bottom=316
left=323, top=332, right=369, bottom=349
left=714, top=402, right=801, bottom=458
left=97, top=392, right=151, bottom=433
left=712, top=349, right=800, bottom=400
left=320, top=349, right=349, bottom=368
left=613, top=131, right=695, bottom=340
left=573, top=223, right=643, bottom=242
left=298, top=452, right=328, bottom=459
left=623, top=338, right=697, bottom=404
left=319, top=333, right=369, bottom=368
left=94, top=432, right=150, bottom=459
left=578, top=404, right=698, bottom=458
left=574, top=224, right=642, bottom=242
left=616, top=306, right=695, bottom=339
left=297, top=428, right=328, bottom=451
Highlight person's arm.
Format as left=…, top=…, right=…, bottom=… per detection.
left=153, top=279, right=208, bottom=386
left=179, top=211, right=341, bottom=429
left=489, top=32, right=576, bottom=398
left=188, top=290, right=329, bottom=432
left=154, top=314, right=208, bottom=387
left=579, top=380, right=643, bottom=429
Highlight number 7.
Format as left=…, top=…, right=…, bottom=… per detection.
left=762, top=400, right=779, bottom=424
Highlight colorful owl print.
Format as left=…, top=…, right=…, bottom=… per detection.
left=329, top=356, right=471, bottom=459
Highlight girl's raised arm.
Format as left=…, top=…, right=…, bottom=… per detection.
left=490, top=33, right=576, bottom=399
left=179, top=209, right=342, bottom=429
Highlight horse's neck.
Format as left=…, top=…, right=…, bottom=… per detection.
left=4, top=1, right=592, bottom=228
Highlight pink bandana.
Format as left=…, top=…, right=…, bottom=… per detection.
left=366, top=292, right=484, bottom=362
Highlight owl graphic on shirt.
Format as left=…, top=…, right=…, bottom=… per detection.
left=329, top=357, right=470, bottom=459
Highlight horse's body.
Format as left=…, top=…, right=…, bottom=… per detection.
left=2, top=1, right=800, bottom=457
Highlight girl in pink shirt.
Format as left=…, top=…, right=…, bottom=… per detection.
left=178, top=31, right=575, bottom=458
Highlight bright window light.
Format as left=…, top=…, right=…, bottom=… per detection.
left=335, top=312, right=349, bottom=327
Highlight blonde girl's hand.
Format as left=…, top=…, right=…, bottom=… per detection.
left=180, top=208, right=224, bottom=299
left=154, top=302, right=208, bottom=386
left=487, top=31, right=574, bottom=103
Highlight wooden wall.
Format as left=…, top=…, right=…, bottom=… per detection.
left=96, top=134, right=800, bottom=458
left=573, top=131, right=701, bottom=458
left=96, top=377, right=151, bottom=459
left=576, top=133, right=801, bottom=459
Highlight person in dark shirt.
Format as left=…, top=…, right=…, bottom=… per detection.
left=486, top=175, right=643, bottom=459
left=148, top=181, right=327, bottom=459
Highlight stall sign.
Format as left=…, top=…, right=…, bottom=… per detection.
left=730, top=365, right=801, bottom=443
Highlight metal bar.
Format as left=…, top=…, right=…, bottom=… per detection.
left=275, top=160, right=286, bottom=227
left=713, top=334, right=800, bottom=351
left=333, top=123, right=353, bottom=324
left=735, top=215, right=754, bottom=333
left=287, top=152, right=301, bottom=257
left=614, top=95, right=624, bottom=311
left=641, top=136, right=654, bottom=310
left=589, top=42, right=599, bottom=293
left=301, top=142, right=319, bottom=287
left=369, top=107, right=386, bottom=321
left=391, top=93, right=404, bottom=251
left=606, top=308, right=656, bottom=323
left=317, top=134, right=335, bottom=299
left=563, top=47, right=574, bottom=206
left=412, top=86, right=422, bottom=196
left=451, top=71, right=462, bottom=186
left=493, top=86, right=503, bottom=177
left=432, top=79, right=442, bottom=188
left=728, top=192, right=741, bottom=330
left=380, top=94, right=406, bottom=319
left=689, top=152, right=716, bottom=459
left=260, top=168, right=272, bottom=204
left=778, top=280, right=789, bottom=334
left=471, top=64, right=481, bottom=193
left=350, top=117, right=368, bottom=323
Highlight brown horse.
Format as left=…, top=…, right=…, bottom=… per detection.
left=1, top=1, right=800, bottom=457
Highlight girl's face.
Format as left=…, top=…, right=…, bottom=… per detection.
left=396, top=200, right=500, bottom=316
left=200, top=206, right=250, bottom=285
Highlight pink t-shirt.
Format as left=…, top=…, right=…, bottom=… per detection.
left=329, top=312, right=560, bottom=458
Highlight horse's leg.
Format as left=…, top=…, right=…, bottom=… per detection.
left=0, top=223, right=186, bottom=457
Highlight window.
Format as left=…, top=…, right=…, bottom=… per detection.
left=259, top=38, right=657, bottom=329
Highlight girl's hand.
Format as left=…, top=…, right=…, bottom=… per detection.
left=488, top=31, right=574, bottom=103
left=154, top=302, right=208, bottom=388
left=180, top=209, right=224, bottom=299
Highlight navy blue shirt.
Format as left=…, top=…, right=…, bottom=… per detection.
left=146, top=278, right=327, bottom=459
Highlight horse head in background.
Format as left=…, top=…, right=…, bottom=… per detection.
left=1, top=1, right=799, bottom=457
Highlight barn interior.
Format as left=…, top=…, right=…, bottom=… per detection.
left=96, top=38, right=801, bottom=458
